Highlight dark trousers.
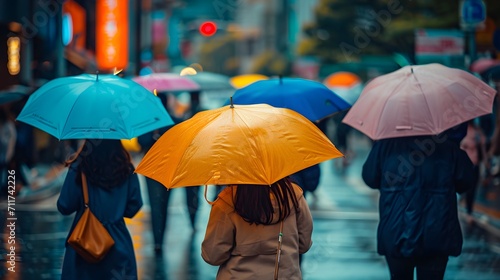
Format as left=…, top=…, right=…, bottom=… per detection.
left=146, top=177, right=199, bottom=248
left=465, top=164, right=480, bottom=214
left=385, top=255, right=448, bottom=280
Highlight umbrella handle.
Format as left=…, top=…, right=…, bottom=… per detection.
left=203, top=185, right=216, bottom=205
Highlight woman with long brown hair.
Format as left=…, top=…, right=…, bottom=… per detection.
left=57, top=139, right=143, bottom=279
left=201, top=177, right=313, bottom=279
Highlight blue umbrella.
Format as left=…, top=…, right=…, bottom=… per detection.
left=17, top=73, right=174, bottom=140
left=226, top=77, right=351, bottom=122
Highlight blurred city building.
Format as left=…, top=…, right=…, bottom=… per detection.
left=1, top=0, right=499, bottom=89
left=0, top=0, right=499, bottom=164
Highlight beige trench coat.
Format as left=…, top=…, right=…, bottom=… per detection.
left=201, top=183, right=313, bottom=280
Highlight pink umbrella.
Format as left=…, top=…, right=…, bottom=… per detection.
left=132, top=73, right=201, bottom=92
left=342, top=63, right=496, bottom=140
left=470, top=58, right=500, bottom=74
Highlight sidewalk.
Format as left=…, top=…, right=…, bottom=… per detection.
left=460, top=179, right=500, bottom=237
left=15, top=163, right=67, bottom=204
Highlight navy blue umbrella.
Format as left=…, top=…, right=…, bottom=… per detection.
left=226, top=77, right=351, bottom=122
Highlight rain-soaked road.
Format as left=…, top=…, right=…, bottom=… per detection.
left=2, top=134, right=500, bottom=280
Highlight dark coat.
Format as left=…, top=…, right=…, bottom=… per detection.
left=290, top=164, right=321, bottom=193
left=57, top=164, right=143, bottom=280
left=362, top=135, right=474, bottom=258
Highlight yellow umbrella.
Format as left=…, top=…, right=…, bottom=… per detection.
left=135, top=104, right=343, bottom=189
left=121, top=138, right=142, bottom=152
left=230, top=74, right=269, bottom=89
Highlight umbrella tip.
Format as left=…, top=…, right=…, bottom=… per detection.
left=96, top=71, right=99, bottom=81
left=230, top=96, right=234, bottom=108
left=410, top=67, right=413, bottom=74
left=279, top=75, right=283, bottom=84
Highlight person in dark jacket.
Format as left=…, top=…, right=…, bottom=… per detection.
left=362, top=132, right=474, bottom=280
left=57, top=139, right=143, bottom=280
left=289, top=164, right=320, bottom=198
left=138, top=93, right=200, bottom=256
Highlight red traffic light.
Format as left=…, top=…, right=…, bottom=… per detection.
left=199, top=21, right=217, bottom=37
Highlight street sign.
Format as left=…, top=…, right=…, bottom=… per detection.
left=460, top=0, right=486, bottom=28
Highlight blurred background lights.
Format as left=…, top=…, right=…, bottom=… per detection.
left=180, top=67, right=197, bottom=76
left=7, top=37, right=20, bottom=75
left=199, top=21, right=217, bottom=37
left=62, top=13, right=73, bottom=46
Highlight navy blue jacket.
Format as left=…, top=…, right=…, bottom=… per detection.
left=362, top=135, right=474, bottom=258
left=290, top=164, right=321, bottom=193
left=57, top=164, right=143, bottom=279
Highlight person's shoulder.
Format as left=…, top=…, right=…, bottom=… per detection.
left=217, top=186, right=233, bottom=201
left=213, top=186, right=236, bottom=211
left=290, top=182, right=305, bottom=199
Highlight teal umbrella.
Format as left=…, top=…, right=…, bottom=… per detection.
left=183, top=72, right=235, bottom=109
left=17, top=73, right=174, bottom=140
left=0, top=85, right=30, bottom=105
left=184, top=71, right=233, bottom=91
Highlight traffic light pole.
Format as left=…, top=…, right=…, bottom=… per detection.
left=468, top=29, right=477, bottom=67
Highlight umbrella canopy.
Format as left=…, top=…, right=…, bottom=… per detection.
left=227, top=77, right=351, bottom=122
left=342, top=63, right=496, bottom=140
left=323, top=71, right=361, bottom=88
left=17, top=73, right=174, bottom=140
left=184, top=72, right=234, bottom=91
left=323, top=72, right=363, bottom=105
left=135, top=104, right=343, bottom=189
left=0, top=85, right=31, bottom=105
left=183, top=72, right=235, bottom=110
left=132, top=73, right=200, bottom=92
left=230, top=74, right=269, bottom=89
left=470, top=57, right=500, bottom=74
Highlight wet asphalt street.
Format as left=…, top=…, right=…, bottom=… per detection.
left=2, top=134, right=500, bottom=280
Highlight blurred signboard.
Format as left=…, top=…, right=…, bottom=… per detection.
left=415, top=29, right=465, bottom=68
left=62, top=0, right=86, bottom=49
left=96, top=0, right=129, bottom=71
left=293, top=58, right=319, bottom=80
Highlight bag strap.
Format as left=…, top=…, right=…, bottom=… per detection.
left=81, top=172, right=89, bottom=207
left=273, top=220, right=284, bottom=280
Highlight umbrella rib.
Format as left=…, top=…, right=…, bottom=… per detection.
left=55, top=82, right=90, bottom=139
left=372, top=79, right=407, bottom=138
left=169, top=116, right=219, bottom=187
left=109, top=83, right=131, bottom=138
left=411, top=72, right=438, bottom=134
left=233, top=109, right=268, bottom=179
